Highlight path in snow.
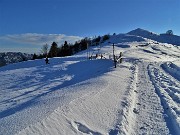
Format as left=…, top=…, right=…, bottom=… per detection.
left=112, top=60, right=171, bottom=135
left=132, top=61, right=170, bottom=134
left=148, top=63, right=180, bottom=134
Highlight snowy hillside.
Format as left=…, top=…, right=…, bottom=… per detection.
left=128, top=28, right=180, bottom=46
left=0, top=52, right=33, bottom=67
left=0, top=31, right=180, bottom=135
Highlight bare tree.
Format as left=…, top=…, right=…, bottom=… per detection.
left=41, top=44, right=49, bottom=57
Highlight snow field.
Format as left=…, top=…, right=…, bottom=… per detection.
left=0, top=57, right=113, bottom=135
left=18, top=61, right=133, bottom=135
left=0, top=31, right=180, bottom=135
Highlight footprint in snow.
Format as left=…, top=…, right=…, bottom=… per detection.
left=133, top=108, right=139, bottom=114
left=73, top=121, right=102, bottom=135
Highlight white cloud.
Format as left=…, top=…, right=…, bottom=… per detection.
left=0, top=33, right=82, bottom=46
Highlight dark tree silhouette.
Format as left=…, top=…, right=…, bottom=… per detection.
left=73, top=41, right=80, bottom=53
left=48, top=42, right=58, bottom=57
left=103, top=34, right=110, bottom=41
left=80, top=39, right=88, bottom=51
left=166, top=30, right=173, bottom=35
left=32, top=53, right=37, bottom=60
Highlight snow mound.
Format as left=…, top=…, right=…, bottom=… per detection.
left=161, top=61, right=180, bottom=81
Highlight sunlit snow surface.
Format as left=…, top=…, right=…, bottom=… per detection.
left=0, top=33, right=180, bottom=135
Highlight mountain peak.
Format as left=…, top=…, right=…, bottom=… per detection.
left=133, top=28, right=148, bottom=31
left=127, top=28, right=180, bottom=46
left=127, top=28, right=157, bottom=36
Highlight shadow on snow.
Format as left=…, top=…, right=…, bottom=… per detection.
left=0, top=57, right=112, bottom=119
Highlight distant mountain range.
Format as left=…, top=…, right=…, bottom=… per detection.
left=0, top=52, right=33, bottom=67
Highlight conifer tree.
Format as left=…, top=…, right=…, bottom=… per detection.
left=32, top=53, right=37, bottom=60
left=73, top=41, right=80, bottom=53
left=62, top=41, right=72, bottom=56
left=48, top=42, right=58, bottom=57
left=103, top=34, right=110, bottom=41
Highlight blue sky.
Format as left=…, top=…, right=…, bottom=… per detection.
left=0, top=0, right=180, bottom=53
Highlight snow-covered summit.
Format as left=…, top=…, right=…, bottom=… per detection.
left=127, top=28, right=158, bottom=37
left=127, top=28, right=180, bottom=46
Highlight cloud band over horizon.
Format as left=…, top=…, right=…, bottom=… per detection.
left=0, top=33, right=82, bottom=53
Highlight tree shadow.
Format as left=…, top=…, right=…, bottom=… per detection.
left=0, top=58, right=112, bottom=119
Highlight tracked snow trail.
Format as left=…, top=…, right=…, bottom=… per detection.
left=129, top=61, right=170, bottom=134
left=148, top=63, right=180, bottom=134
left=115, top=60, right=171, bottom=135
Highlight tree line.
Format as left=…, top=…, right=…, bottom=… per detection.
left=32, top=34, right=110, bottom=60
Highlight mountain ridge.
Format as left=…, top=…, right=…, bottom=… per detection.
left=0, top=52, right=33, bottom=67
left=127, top=28, right=180, bottom=46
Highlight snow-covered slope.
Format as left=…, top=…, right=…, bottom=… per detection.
left=0, top=31, right=180, bottom=135
left=128, top=28, right=180, bottom=46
